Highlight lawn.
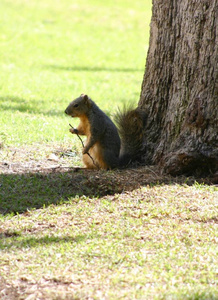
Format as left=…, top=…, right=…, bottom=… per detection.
left=0, top=0, right=218, bottom=299
left=0, top=0, right=150, bottom=147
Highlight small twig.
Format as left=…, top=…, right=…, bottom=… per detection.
left=69, top=124, right=85, bottom=147
left=69, top=124, right=99, bottom=169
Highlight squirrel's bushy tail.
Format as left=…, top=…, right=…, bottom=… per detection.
left=115, top=105, right=147, bottom=167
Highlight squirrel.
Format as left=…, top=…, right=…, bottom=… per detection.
left=65, top=94, right=146, bottom=169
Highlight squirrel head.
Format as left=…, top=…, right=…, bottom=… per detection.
left=65, top=94, right=92, bottom=117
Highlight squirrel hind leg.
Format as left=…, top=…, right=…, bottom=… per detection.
left=83, top=144, right=119, bottom=170
left=82, top=155, right=96, bottom=169
left=91, top=143, right=119, bottom=169
left=83, top=144, right=111, bottom=169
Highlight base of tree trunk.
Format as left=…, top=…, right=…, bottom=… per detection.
left=161, top=151, right=218, bottom=177
left=138, top=0, right=218, bottom=177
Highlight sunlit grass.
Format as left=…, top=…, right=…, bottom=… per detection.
left=0, top=0, right=151, bottom=146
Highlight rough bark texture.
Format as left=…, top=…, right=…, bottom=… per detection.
left=139, top=0, right=218, bottom=175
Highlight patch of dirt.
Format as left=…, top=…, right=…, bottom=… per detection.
left=0, top=144, right=75, bottom=175
left=0, top=144, right=214, bottom=187
left=0, top=277, right=19, bottom=300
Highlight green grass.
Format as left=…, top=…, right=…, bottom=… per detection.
left=0, top=0, right=151, bottom=146
left=0, top=0, right=218, bottom=299
left=0, top=179, right=217, bottom=299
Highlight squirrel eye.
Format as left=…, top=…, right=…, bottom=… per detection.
left=74, top=104, right=79, bottom=108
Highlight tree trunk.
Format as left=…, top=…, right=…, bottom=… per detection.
left=139, top=0, right=218, bottom=176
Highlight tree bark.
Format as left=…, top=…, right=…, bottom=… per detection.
left=139, top=0, right=218, bottom=175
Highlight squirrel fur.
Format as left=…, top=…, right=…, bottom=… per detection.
left=65, top=94, right=146, bottom=169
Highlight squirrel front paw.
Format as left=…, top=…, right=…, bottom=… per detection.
left=82, top=147, right=89, bottom=155
left=69, top=128, right=78, bottom=134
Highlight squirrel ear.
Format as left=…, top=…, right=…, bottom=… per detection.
left=82, top=94, right=91, bottom=107
left=80, top=94, right=88, bottom=100
left=83, top=94, right=88, bottom=101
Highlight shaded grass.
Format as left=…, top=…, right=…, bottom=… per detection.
left=0, top=179, right=217, bottom=299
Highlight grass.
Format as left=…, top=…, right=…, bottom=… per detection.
left=0, top=0, right=151, bottom=146
left=0, top=0, right=218, bottom=299
left=0, top=177, right=217, bottom=299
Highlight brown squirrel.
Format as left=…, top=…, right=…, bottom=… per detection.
left=65, top=94, right=146, bottom=169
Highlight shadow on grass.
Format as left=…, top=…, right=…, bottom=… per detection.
left=0, top=96, right=63, bottom=116
left=0, top=233, right=87, bottom=250
left=46, top=64, right=143, bottom=73
left=0, top=165, right=202, bottom=216
left=0, top=168, right=130, bottom=215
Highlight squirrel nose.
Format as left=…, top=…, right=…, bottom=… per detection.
left=65, top=109, right=68, bottom=114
